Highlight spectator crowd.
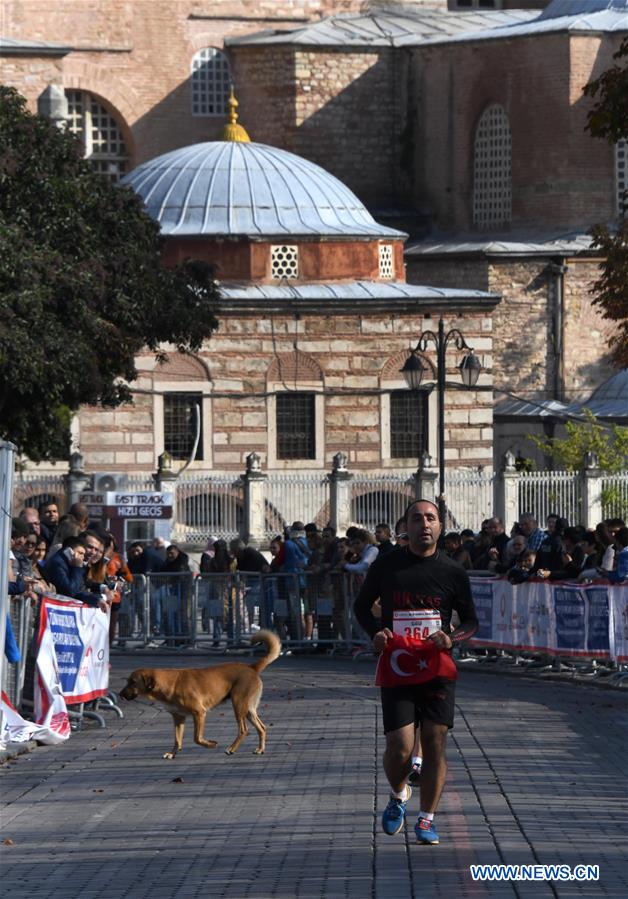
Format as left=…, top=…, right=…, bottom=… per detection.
left=6, top=498, right=628, bottom=659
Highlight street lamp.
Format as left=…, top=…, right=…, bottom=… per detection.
left=400, top=317, right=482, bottom=525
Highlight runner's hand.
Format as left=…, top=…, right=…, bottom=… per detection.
left=426, top=629, right=452, bottom=650
left=373, top=628, right=393, bottom=654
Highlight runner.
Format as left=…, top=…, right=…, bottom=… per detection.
left=354, top=499, right=478, bottom=845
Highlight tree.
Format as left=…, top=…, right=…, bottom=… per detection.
left=529, top=409, right=628, bottom=473
left=583, top=37, right=628, bottom=369
left=0, top=87, right=219, bottom=461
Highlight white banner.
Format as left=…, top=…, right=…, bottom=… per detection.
left=1, top=690, right=70, bottom=747
left=35, top=597, right=110, bottom=730
left=468, top=578, right=621, bottom=659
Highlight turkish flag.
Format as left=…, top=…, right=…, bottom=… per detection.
left=375, top=634, right=458, bottom=687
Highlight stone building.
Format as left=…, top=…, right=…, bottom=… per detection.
left=75, top=114, right=497, bottom=484
left=2, top=0, right=625, bottom=495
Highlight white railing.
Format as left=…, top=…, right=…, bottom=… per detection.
left=518, top=470, right=582, bottom=525
left=264, top=473, right=330, bottom=538
left=444, top=469, right=496, bottom=532
left=602, top=473, right=628, bottom=520
left=12, top=472, right=68, bottom=514
left=350, top=473, right=415, bottom=530
left=173, top=474, right=244, bottom=543
left=124, top=474, right=156, bottom=492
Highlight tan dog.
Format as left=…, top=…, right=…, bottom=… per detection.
left=120, top=630, right=281, bottom=758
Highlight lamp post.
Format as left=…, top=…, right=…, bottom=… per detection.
left=400, top=317, right=482, bottom=525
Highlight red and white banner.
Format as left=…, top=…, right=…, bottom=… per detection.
left=375, top=633, right=458, bottom=687
left=1, top=690, right=70, bottom=747
left=34, top=596, right=110, bottom=735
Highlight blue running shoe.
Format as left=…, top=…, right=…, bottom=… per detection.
left=381, top=786, right=412, bottom=836
left=415, top=816, right=439, bottom=845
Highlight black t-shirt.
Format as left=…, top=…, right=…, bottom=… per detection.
left=354, top=548, right=478, bottom=644
left=238, top=546, right=269, bottom=572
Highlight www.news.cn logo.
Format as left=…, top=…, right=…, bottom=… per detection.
left=470, top=864, right=599, bottom=882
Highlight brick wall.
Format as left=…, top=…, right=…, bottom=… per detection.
left=408, top=32, right=622, bottom=232
left=3, top=0, right=368, bottom=166
left=406, top=254, right=615, bottom=404
left=74, top=306, right=494, bottom=474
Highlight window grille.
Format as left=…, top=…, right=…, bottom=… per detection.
left=616, top=140, right=627, bottom=218
left=65, top=90, right=128, bottom=183
left=390, top=390, right=428, bottom=459
left=379, top=245, right=394, bottom=279
left=164, top=393, right=204, bottom=461
left=271, top=245, right=299, bottom=280
left=276, top=393, right=315, bottom=460
left=473, top=104, right=511, bottom=229
left=191, top=48, right=231, bottom=116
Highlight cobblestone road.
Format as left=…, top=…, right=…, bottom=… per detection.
left=1, top=650, right=627, bottom=898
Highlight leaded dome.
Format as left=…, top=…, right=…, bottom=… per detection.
left=122, top=141, right=404, bottom=239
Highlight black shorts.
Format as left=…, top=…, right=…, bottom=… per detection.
left=380, top=678, right=456, bottom=733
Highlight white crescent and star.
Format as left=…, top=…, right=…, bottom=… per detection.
left=390, top=649, right=430, bottom=676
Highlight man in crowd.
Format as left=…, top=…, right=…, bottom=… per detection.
left=45, top=535, right=110, bottom=611
left=375, top=523, right=395, bottom=556
left=519, top=513, right=546, bottom=552
left=39, top=500, right=60, bottom=544
left=19, top=507, right=42, bottom=539
left=443, top=532, right=472, bottom=570
left=354, top=500, right=478, bottom=846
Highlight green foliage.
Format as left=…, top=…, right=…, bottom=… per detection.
left=583, top=37, right=628, bottom=369
left=584, top=37, right=628, bottom=144
left=0, top=87, right=219, bottom=461
left=528, top=409, right=628, bottom=472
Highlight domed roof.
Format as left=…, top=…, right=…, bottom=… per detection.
left=122, top=141, right=404, bottom=239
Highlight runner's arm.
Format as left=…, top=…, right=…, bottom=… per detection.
left=353, top=561, right=383, bottom=638
left=450, top=570, right=479, bottom=643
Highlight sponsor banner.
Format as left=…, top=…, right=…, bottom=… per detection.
left=468, top=579, right=619, bottom=659
left=1, top=690, right=70, bottom=748
left=37, top=597, right=110, bottom=706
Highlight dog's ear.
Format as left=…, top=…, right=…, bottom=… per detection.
left=143, top=675, right=156, bottom=693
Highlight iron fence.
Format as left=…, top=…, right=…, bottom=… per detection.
left=173, top=474, right=244, bottom=543
left=518, top=470, right=582, bottom=525
left=444, top=469, right=496, bottom=532
left=350, top=474, right=415, bottom=530
left=264, top=474, right=330, bottom=538
left=602, top=473, right=628, bottom=520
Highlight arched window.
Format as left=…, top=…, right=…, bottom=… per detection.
left=191, top=48, right=231, bottom=117
left=65, top=90, right=129, bottom=183
left=473, top=104, right=512, bottom=229
left=616, top=140, right=627, bottom=218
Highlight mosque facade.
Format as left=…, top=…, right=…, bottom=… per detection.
left=2, top=0, right=626, bottom=490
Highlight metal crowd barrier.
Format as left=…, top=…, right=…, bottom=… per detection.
left=5, top=594, right=34, bottom=707
left=108, top=570, right=372, bottom=654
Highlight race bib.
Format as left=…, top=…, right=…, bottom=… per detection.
left=393, top=609, right=442, bottom=642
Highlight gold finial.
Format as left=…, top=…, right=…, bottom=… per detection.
left=222, top=86, right=251, bottom=143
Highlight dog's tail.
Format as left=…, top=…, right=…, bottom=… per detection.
left=250, top=629, right=282, bottom=673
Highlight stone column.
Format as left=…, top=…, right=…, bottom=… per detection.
left=411, top=452, right=438, bottom=503
left=329, top=452, right=353, bottom=536
left=243, top=452, right=267, bottom=547
left=496, top=451, right=520, bottom=530
left=581, top=452, right=603, bottom=529
left=64, top=452, right=91, bottom=508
